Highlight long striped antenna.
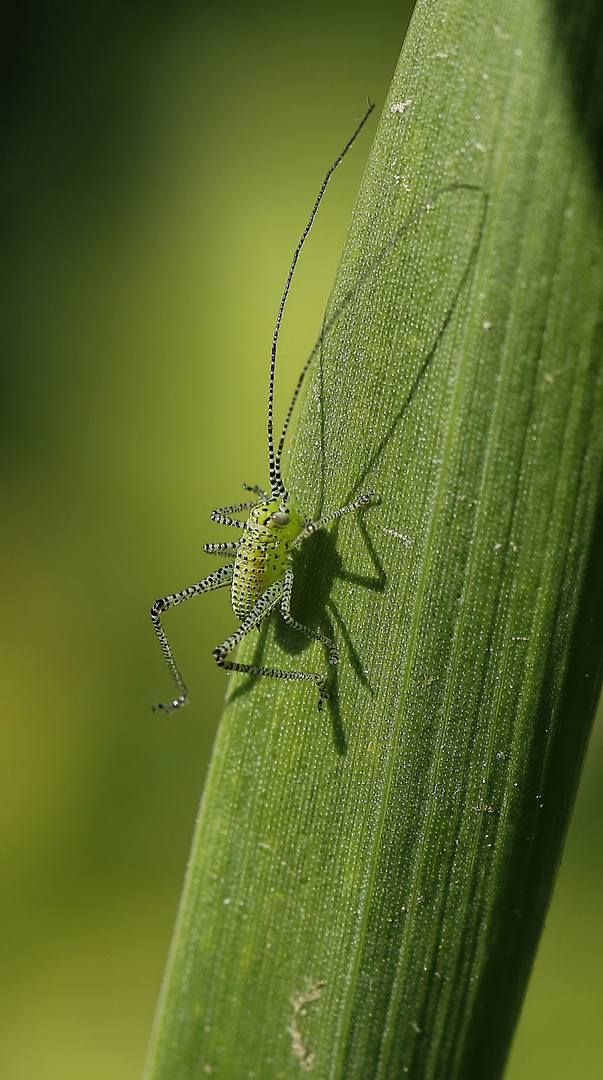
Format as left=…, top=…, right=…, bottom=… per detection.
left=267, top=101, right=375, bottom=502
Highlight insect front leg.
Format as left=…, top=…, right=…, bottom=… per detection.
left=213, top=578, right=330, bottom=710
left=151, top=562, right=234, bottom=714
left=293, top=491, right=374, bottom=546
left=210, top=507, right=252, bottom=528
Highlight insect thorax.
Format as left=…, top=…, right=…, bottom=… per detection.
left=231, top=498, right=306, bottom=619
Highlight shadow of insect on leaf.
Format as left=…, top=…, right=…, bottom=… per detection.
left=314, top=184, right=490, bottom=506
left=229, top=508, right=386, bottom=754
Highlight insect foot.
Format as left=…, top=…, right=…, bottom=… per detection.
left=213, top=646, right=228, bottom=666
left=151, top=694, right=189, bottom=714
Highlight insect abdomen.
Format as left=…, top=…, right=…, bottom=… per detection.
left=231, top=533, right=288, bottom=619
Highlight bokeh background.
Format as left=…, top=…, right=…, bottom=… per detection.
left=1, top=2, right=601, bottom=1077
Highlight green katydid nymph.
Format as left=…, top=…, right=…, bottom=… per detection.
left=151, top=104, right=375, bottom=714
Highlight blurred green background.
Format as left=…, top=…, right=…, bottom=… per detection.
left=1, top=2, right=601, bottom=1077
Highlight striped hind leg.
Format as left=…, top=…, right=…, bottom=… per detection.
left=213, top=578, right=329, bottom=710
left=151, top=563, right=234, bottom=714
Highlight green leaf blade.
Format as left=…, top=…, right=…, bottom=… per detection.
left=145, top=1, right=603, bottom=1077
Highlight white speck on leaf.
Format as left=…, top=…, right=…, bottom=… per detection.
left=390, top=99, right=413, bottom=114
left=288, top=981, right=325, bottom=1070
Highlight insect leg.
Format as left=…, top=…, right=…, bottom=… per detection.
left=212, top=500, right=257, bottom=516
left=213, top=579, right=329, bottom=710
left=151, top=562, right=234, bottom=714
left=242, top=483, right=268, bottom=500
left=210, top=510, right=249, bottom=528
left=293, top=492, right=374, bottom=546
left=280, top=567, right=338, bottom=665
left=203, top=542, right=239, bottom=557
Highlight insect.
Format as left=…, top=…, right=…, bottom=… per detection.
left=151, top=104, right=375, bottom=714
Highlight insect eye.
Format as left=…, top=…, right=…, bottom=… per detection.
left=271, top=511, right=290, bottom=526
